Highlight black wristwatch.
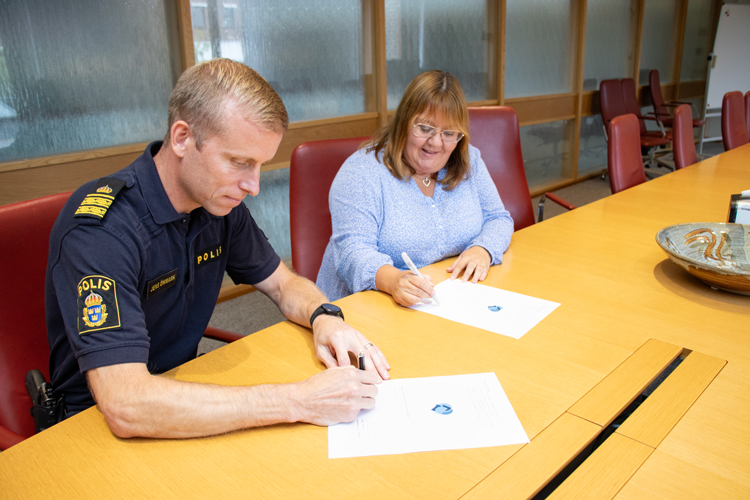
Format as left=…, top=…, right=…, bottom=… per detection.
left=309, top=303, right=344, bottom=327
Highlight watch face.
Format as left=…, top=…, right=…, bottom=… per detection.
left=322, top=304, right=342, bottom=314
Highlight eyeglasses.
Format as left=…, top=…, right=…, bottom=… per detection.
left=412, top=123, right=464, bottom=143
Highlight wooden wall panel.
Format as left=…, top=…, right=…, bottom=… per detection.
left=505, top=94, right=578, bottom=126
left=271, top=114, right=380, bottom=167
left=0, top=150, right=142, bottom=206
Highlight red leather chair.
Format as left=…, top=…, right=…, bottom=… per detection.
left=673, top=104, right=698, bottom=170
left=721, top=91, right=749, bottom=151
left=0, top=192, right=71, bottom=449
left=607, top=114, right=647, bottom=194
left=290, top=137, right=367, bottom=282
left=467, top=106, right=575, bottom=227
left=600, top=79, right=671, bottom=171
left=622, top=78, right=672, bottom=142
left=648, top=69, right=706, bottom=131
left=0, top=192, right=241, bottom=450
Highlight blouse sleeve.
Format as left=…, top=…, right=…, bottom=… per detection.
left=466, top=146, right=515, bottom=264
left=327, top=151, right=394, bottom=293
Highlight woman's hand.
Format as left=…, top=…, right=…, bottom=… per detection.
left=376, top=265, right=436, bottom=307
left=447, top=246, right=491, bottom=283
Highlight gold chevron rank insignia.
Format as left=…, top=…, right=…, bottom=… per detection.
left=74, top=178, right=125, bottom=220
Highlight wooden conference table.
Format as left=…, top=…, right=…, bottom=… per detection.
left=1, top=145, right=749, bottom=499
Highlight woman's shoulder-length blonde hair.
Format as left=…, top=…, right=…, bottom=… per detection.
left=366, top=70, right=470, bottom=191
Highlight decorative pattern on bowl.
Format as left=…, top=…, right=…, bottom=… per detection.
left=655, top=222, right=750, bottom=296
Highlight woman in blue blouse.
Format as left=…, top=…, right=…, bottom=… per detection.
left=316, top=70, right=514, bottom=306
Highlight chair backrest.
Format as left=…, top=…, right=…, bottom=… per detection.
left=673, top=104, right=698, bottom=170
left=721, top=91, right=749, bottom=151
left=599, top=79, right=628, bottom=133
left=467, top=106, right=535, bottom=231
left=607, top=114, right=647, bottom=194
left=745, top=91, right=750, bottom=136
left=290, top=137, right=367, bottom=282
left=648, top=69, right=669, bottom=119
left=0, top=191, right=71, bottom=441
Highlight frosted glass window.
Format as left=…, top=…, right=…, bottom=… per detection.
left=639, top=0, right=679, bottom=85
left=191, top=1, right=367, bottom=122
left=680, top=0, right=717, bottom=82
left=505, top=0, right=575, bottom=98
left=385, top=0, right=493, bottom=108
left=520, top=119, right=574, bottom=188
left=582, top=0, right=639, bottom=91
left=578, top=114, right=608, bottom=175
left=0, top=1, right=177, bottom=162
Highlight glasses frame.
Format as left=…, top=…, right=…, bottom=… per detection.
left=412, top=122, right=464, bottom=144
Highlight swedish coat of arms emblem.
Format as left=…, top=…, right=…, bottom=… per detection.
left=82, top=291, right=108, bottom=328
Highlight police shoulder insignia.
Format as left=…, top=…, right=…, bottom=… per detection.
left=74, top=177, right=126, bottom=220
left=77, top=275, right=122, bottom=335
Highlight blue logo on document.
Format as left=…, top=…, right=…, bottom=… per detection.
left=431, top=403, right=453, bottom=415
left=488, top=305, right=503, bottom=312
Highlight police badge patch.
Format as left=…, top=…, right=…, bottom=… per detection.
left=77, top=275, right=122, bottom=335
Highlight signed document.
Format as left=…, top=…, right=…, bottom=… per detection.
left=410, top=279, right=560, bottom=339
left=328, top=373, right=529, bottom=459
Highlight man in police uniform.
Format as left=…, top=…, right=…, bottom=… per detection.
left=45, top=58, right=390, bottom=438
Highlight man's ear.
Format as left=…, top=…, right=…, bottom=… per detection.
left=169, top=120, right=192, bottom=158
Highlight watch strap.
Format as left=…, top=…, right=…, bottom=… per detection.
left=309, top=303, right=344, bottom=327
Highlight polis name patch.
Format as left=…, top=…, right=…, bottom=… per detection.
left=196, top=244, right=222, bottom=267
left=146, top=268, right=178, bottom=299
left=74, top=177, right=125, bottom=220
left=77, top=275, right=122, bottom=335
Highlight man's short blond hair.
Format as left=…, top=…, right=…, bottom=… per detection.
left=165, top=58, right=288, bottom=148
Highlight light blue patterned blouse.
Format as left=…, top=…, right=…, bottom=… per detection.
left=316, top=144, right=514, bottom=301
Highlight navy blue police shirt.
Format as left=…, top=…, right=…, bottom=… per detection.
left=45, top=142, right=281, bottom=414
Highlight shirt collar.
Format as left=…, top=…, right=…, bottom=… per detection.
left=135, top=141, right=184, bottom=225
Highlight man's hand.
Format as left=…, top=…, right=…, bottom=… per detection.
left=293, top=366, right=381, bottom=426
left=311, top=314, right=390, bottom=380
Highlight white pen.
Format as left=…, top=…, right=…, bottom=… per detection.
left=401, top=252, right=441, bottom=306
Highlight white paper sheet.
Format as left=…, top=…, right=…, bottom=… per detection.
left=328, top=373, right=529, bottom=459
left=410, top=279, right=560, bottom=339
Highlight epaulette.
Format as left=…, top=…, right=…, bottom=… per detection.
left=74, top=177, right=126, bottom=220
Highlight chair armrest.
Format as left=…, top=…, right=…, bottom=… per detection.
left=217, top=284, right=256, bottom=304
left=537, top=193, right=577, bottom=222
left=641, top=114, right=667, bottom=136
left=646, top=111, right=671, bottom=120
left=203, top=326, right=244, bottom=344
left=0, top=424, right=25, bottom=450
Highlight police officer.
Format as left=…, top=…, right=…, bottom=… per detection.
left=45, top=58, right=390, bottom=438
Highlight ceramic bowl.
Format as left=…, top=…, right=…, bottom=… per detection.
left=656, top=222, right=750, bottom=296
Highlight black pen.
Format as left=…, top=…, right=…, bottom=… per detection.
left=358, top=351, right=365, bottom=370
